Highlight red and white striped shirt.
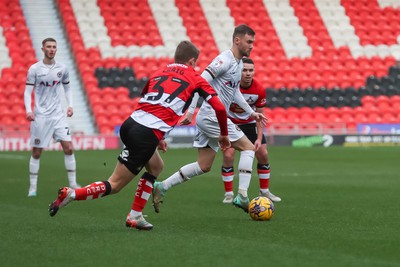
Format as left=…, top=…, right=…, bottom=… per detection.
left=228, top=78, right=266, bottom=125
left=131, top=63, right=228, bottom=137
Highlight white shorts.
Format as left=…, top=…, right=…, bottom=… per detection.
left=30, top=115, right=72, bottom=148
left=193, top=114, right=244, bottom=152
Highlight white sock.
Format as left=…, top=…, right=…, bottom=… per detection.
left=238, top=189, right=248, bottom=198
left=237, top=150, right=255, bottom=197
left=129, top=210, right=141, bottom=217
left=29, top=156, right=40, bottom=191
left=163, top=162, right=204, bottom=190
left=64, top=154, right=77, bottom=187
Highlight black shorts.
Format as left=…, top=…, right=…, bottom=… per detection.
left=238, top=123, right=266, bottom=144
left=118, top=117, right=160, bottom=175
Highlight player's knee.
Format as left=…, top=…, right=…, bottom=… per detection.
left=32, top=150, right=41, bottom=159
left=64, top=147, right=73, bottom=155
left=200, top=165, right=212, bottom=173
left=61, top=142, right=73, bottom=155
left=196, top=162, right=211, bottom=173
left=256, top=150, right=268, bottom=162
left=223, top=151, right=235, bottom=164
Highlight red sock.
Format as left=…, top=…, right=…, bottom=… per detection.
left=259, top=178, right=269, bottom=190
left=258, top=164, right=270, bottom=190
left=74, top=181, right=111, bottom=200
left=221, top=166, right=234, bottom=193
left=131, top=176, right=155, bottom=212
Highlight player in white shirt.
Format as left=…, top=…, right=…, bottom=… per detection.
left=221, top=58, right=281, bottom=203
left=153, top=25, right=267, bottom=213
left=24, top=38, right=79, bottom=197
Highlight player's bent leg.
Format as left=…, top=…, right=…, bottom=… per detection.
left=153, top=149, right=213, bottom=213
left=48, top=180, right=113, bottom=217
left=145, top=150, right=164, bottom=177
left=108, top=161, right=137, bottom=194
left=152, top=163, right=201, bottom=213
left=49, top=162, right=133, bottom=217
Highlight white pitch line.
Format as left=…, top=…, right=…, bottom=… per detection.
left=0, top=154, right=26, bottom=160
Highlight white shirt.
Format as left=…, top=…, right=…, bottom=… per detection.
left=24, top=60, right=71, bottom=117
left=190, top=50, right=254, bottom=118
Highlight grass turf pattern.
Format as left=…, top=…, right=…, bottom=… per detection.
left=0, top=147, right=399, bottom=267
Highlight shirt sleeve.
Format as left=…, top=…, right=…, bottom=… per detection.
left=201, top=55, right=230, bottom=81
left=62, top=67, right=70, bottom=84
left=24, top=84, right=34, bottom=113
left=24, top=66, right=35, bottom=113
left=26, top=66, right=35, bottom=86
left=200, top=70, right=213, bottom=83
left=188, top=74, right=219, bottom=114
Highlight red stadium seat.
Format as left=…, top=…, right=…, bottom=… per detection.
left=361, top=96, right=375, bottom=108
left=366, top=112, right=381, bottom=123
left=381, top=112, right=397, bottom=123
left=286, top=108, right=300, bottom=123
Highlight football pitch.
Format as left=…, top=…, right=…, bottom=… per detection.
left=0, top=146, right=399, bottom=267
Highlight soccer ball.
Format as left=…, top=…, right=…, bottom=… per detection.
left=249, top=196, right=274, bottom=221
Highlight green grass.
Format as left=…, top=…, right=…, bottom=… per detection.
left=1, top=147, right=399, bottom=267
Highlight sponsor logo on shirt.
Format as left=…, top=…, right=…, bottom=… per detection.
left=225, top=80, right=239, bottom=88
left=39, top=81, right=61, bottom=87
